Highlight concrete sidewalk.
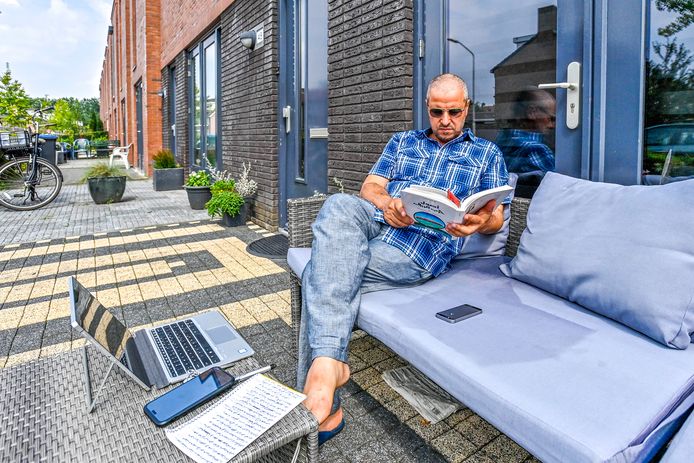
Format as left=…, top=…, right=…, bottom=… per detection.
left=0, top=178, right=534, bottom=463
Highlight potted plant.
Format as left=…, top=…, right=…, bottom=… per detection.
left=205, top=179, right=246, bottom=226
left=82, top=163, right=127, bottom=204
left=184, top=170, right=213, bottom=210
left=152, top=149, right=183, bottom=191
left=234, top=161, right=258, bottom=204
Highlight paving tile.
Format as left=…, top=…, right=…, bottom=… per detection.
left=455, top=414, right=501, bottom=448
left=481, top=435, right=530, bottom=463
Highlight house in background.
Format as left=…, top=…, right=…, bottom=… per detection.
left=99, top=0, right=694, bottom=230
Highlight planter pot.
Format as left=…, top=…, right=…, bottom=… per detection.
left=153, top=167, right=184, bottom=191
left=185, top=185, right=212, bottom=210
left=87, top=176, right=126, bottom=204
left=220, top=203, right=249, bottom=227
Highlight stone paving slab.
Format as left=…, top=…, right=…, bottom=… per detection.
left=0, top=181, right=540, bottom=462
left=0, top=177, right=210, bottom=245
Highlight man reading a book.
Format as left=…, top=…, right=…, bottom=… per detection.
left=297, top=73, right=509, bottom=442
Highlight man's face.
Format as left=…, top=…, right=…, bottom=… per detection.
left=427, top=84, right=469, bottom=144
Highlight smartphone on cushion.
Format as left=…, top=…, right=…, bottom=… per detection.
left=436, top=304, right=482, bottom=323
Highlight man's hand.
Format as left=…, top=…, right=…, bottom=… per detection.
left=383, top=197, right=414, bottom=228
left=445, top=200, right=502, bottom=237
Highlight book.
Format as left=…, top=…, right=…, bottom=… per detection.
left=400, top=184, right=513, bottom=232
left=165, top=374, right=306, bottom=463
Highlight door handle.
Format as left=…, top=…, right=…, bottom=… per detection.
left=538, top=61, right=581, bottom=129
left=283, top=106, right=291, bottom=134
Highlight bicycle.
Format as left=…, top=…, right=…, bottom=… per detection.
left=0, top=106, right=63, bottom=211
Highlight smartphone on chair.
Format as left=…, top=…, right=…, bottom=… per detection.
left=144, top=367, right=235, bottom=426
left=436, top=304, right=483, bottom=323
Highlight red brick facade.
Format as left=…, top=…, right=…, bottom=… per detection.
left=99, top=0, right=168, bottom=175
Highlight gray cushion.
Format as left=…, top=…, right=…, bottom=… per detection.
left=457, top=173, right=518, bottom=259
left=357, top=257, right=694, bottom=463
left=287, top=247, right=311, bottom=277
left=500, top=172, right=694, bottom=349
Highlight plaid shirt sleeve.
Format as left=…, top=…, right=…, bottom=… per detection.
left=369, top=132, right=404, bottom=179
left=480, top=144, right=511, bottom=205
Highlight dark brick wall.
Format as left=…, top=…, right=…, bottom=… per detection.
left=220, top=0, right=279, bottom=229
left=161, top=67, right=169, bottom=152
left=161, top=55, right=187, bottom=167
left=327, top=0, right=415, bottom=194
left=173, top=52, right=189, bottom=169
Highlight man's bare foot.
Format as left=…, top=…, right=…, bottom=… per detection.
left=303, top=356, right=350, bottom=425
left=319, top=407, right=343, bottom=432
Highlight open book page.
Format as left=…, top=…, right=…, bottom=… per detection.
left=400, top=184, right=513, bottom=232
left=165, top=374, right=306, bottom=463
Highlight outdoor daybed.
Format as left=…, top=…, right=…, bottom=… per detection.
left=286, top=172, right=694, bottom=463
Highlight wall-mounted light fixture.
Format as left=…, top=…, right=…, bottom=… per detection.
left=239, top=30, right=257, bottom=50
left=239, top=25, right=264, bottom=51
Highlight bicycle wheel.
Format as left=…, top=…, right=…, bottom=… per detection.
left=0, top=157, right=63, bottom=211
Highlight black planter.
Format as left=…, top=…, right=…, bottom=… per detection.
left=185, top=186, right=212, bottom=209
left=153, top=167, right=184, bottom=191
left=87, top=176, right=126, bottom=204
left=220, top=203, right=249, bottom=227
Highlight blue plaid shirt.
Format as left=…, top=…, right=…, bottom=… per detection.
left=495, top=129, right=555, bottom=173
left=369, top=129, right=509, bottom=276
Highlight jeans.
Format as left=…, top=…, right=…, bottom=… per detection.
left=296, top=194, right=432, bottom=413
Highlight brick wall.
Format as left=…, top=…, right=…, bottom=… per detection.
left=160, top=0, right=235, bottom=67
left=327, top=0, right=414, bottom=194
left=219, top=0, right=279, bottom=230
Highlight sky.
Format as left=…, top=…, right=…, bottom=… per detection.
left=0, top=0, right=111, bottom=100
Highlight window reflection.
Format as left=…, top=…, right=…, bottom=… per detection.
left=205, top=43, right=217, bottom=169
left=644, top=1, right=694, bottom=184
left=447, top=3, right=557, bottom=197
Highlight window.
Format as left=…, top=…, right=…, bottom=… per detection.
left=189, top=30, right=220, bottom=170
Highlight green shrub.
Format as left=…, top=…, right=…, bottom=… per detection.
left=81, top=162, right=125, bottom=182
left=152, top=149, right=177, bottom=169
left=185, top=170, right=212, bottom=187
left=205, top=190, right=244, bottom=218
left=210, top=179, right=236, bottom=194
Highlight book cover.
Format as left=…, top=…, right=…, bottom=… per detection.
left=400, top=184, right=513, bottom=233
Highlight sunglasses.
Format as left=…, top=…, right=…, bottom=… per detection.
left=428, top=108, right=465, bottom=118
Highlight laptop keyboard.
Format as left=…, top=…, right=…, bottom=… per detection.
left=150, top=320, right=220, bottom=378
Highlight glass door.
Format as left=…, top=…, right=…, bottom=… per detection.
left=416, top=0, right=585, bottom=196
left=279, top=0, right=329, bottom=226
left=643, top=1, right=694, bottom=185
left=135, top=80, right=144, bottom=170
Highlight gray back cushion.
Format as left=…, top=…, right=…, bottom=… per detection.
left=501, top=172, right=694, bottom=349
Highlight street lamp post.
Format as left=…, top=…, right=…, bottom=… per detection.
left=447, top=38, right=476, bottom=134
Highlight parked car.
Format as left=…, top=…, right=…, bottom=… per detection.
left=643, top=123, right=694, bottom=183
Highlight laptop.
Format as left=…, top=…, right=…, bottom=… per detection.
left=67, top=276, right=254, bottom=389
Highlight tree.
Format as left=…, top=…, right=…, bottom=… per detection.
left=646, top=37, right=694, bottom=126
left=0, top=69, right=31, bottom=128
left=655, top=0, right=694, bottom=37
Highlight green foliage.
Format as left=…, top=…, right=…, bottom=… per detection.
left=81, top=163, right=126, bottom=182
left=185, top=170, right=212, bottom=187
left=210, top=179, right=236, bottom=194
left=152, top=149, right=178, bottom=169
left=205, top=190, right=244, bottom=218
left=0, top=69, right=31, bottom=128
left=656, top=0, right=694, bottom=37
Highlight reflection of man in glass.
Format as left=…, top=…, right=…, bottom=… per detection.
left=496, top=88, right=556, bottom=174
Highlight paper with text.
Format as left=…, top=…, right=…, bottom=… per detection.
left=165, top=374, right=306, bottom=463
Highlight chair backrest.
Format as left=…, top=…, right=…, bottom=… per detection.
left=112, top=144, right=132, bottom=156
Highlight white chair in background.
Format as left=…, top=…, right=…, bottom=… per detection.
left=109, top=143, right=132, bottom=169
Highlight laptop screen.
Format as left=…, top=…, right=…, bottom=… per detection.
left=69, top=278, right=132, bottom=360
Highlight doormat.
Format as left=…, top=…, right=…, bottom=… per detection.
left=246, top=234, right=289, bottom=259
